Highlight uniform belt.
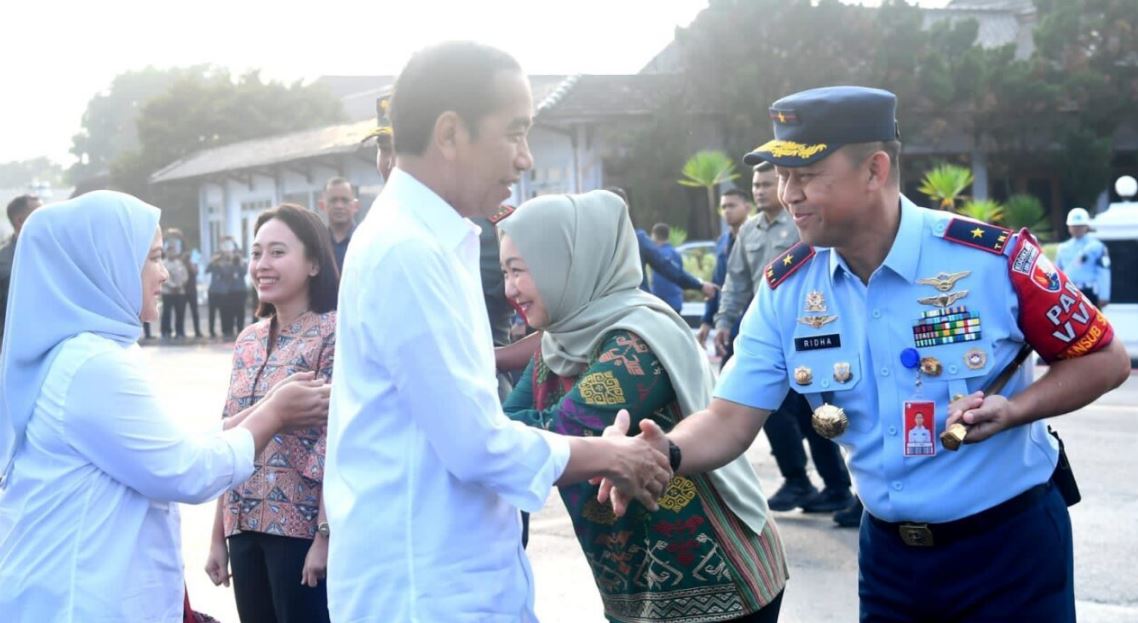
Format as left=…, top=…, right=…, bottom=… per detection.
left=867, top=482, right=1051, bottom=547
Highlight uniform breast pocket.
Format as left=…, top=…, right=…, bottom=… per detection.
left=785, top=349, right=862, bottom=394
left=918, top=342, right=993, bottom=409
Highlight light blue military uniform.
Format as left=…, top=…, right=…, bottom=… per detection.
left=716, top=196, right=1058, bottom=523
left=1056, top=235, right=1111, bottom=303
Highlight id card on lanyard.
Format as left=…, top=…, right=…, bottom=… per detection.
left=900, top=347, right=936, bottom=458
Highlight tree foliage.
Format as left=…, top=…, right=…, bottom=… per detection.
left=0, top=157, right=64, bottom=188
left=618, top=0, right=1138, bottom=233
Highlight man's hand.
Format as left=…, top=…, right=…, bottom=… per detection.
left=701, top=281, right=720, bottom=299
left=590, top=410, right=672, bottom=517
left=697, top=323, right=712, bottom=346
left=945, top=391, right=1021, bottom=444
left=301, top=534, right=329, bottom=587
left=714, top=329, right=732, bottom=357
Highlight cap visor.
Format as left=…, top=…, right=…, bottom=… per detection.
left=743, top=140, right=840, bottom=167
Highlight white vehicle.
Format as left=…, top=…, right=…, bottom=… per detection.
left=1090, top=175, right=1138, bottom=365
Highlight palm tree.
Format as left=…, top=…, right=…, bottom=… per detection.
left=959, top=199, right=1005, bottom=224
left=918, top=164, right=973, bottom=210
left=678, top=150, right=739, bottom=237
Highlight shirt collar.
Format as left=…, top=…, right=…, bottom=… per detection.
left=756, top=209, right=789, bottom=230
left=829, top=195, right=923, bottom=283
left=386, top=168, right=479, bottom=251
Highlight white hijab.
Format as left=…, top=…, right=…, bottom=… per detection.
left=0, top=190, right=160, bottom=481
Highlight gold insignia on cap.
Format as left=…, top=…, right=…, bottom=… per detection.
left=798, top=315, right=838, bottom=329
left=916, top=271, right=972, bottom=293
left=756, top=139, right=829, bottom=160
left=917, top=290, right=969, bottom=309
left=919, top=357, right=943, bottom=377
left=805, top=290, right=827, bottom=313
left=812, top=403, right=848, bottom=439
left=794, top=366, right=813, bottom=386
left=833, top=362, right=852, bottom=384
left=964, top=348, right=987, bottom=370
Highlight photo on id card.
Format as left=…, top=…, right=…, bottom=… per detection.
left=903, top=400, right=936, bottom=457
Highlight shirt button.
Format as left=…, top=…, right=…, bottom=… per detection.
left=881, top=367, right=890, bottom=377
left=948, top=365, right=959, bottom=374
left=872, top=309, right=882, bottom=319
left=892, top=482, right=903, bottom=491
left=821, top=379, right=831, bottom=388
left=888, top=426, right=897, bottom=436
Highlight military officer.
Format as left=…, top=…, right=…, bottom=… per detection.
left=1056, top=207, right=1111, bottom=308
left=616, top=86, right=1130, bottom=621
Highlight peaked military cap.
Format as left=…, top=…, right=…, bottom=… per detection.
left=744, top=86, right=899, bottom=167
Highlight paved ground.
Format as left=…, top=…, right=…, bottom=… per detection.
left=145, top=340, right=1138, bottom=622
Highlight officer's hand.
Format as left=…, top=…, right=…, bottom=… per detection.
left=714, top=330, right=732, bottom=357
left=700, top=281, right=719, bottom=299
left=945, top=392, right=1022, bottom=444
left=697, top=323, right=712, bottom=346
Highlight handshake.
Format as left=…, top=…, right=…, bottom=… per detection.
left=579, top=409, right=674, bottom=517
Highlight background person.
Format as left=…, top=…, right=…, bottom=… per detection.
left=0, top=191, right=330, bottom=622
left=1056, top=207, right=1110, bottom=308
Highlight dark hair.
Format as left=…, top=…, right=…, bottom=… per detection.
left=390, top=41, right=523, bottom=156
left=651, top=223, right=671, bottom=240
left=841, top=140, right=902, bottom=184
left=722, top=188, right=749, bottom=202
left=253, top=203, right=340, bottom=318
left=323, top=177, right=353, bottom=194
left=6, top=194, right=38, bottom=226
left=752, top=161, right=774, bottom=173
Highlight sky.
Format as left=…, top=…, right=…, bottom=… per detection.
left=0, top=0, right=949, bottom=167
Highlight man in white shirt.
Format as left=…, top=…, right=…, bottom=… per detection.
left=325, top=42, right=673, bottom=623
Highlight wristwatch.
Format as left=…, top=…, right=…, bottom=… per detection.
left=317, top=522, right=330, bottom=538
left=667, top=439, right=682, bottom=472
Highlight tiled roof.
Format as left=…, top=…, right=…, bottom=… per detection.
left=150, top=119, right=376, bottom=184
left=536, top=74, right=685, bottom=121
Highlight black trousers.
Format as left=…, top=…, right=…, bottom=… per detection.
left=228, top=532, right=330, bottom=623
left=730, top=590, right=783, bottom=622
left=186, top=289, right=202, bottom=335
left=160, top=293, right=186, bottom=337
left=219, top=291, right=247, bottom=336
left=764, top=391, right=851, bottom=489
left=208, top=291, right=221, bottom=336
left=859, top=484, right=1073, bottom=622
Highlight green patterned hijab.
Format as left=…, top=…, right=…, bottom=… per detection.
left=497, top=189, right=769, bottom=534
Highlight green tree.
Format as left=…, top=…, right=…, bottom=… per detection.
left=678, top=150, right=739, bottom=237
left=68, top=67, right=204, bottom=184
left=0, top=157, right=64, bottom=188
left=918, top=164, right=973, bottom=210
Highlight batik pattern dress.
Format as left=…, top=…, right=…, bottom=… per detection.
left=222, top=310, right=335, bottom=540
left=503, top=330, right=788, bottom=623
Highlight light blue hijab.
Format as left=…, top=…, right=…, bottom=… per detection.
left=0, top=190, right=160, bottom=478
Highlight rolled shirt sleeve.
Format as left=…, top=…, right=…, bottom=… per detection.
left=64, top=349, right=255, bottom=504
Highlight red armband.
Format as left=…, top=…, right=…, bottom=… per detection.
left=1008, top=228, right=1113, bottom=362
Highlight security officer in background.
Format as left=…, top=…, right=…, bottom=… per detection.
left=1056, top=207, right=1110, bottom=308
left=621, top=86, right=1130, bottom=621
left=715, top=162, right=854, bottom=522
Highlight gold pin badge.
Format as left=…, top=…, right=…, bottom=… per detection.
left=798, top=315, right=838, bottom=329
left=812, top=403, right=848, bottom=439
left=916, top=271, right=972, bottom=293
left=833, top=362, right=852, bottom=384
left=805, top=290, right=827, bottom=313
left=919, top=357, right=943, bottom=377
left=964, top=348, right=987, bottom=370
left=794, top=365, right=813, bottom=385
left=917, top=290, right=969, bottom=309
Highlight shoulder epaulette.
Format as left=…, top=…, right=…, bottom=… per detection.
left=765, top=242, right=815, bottom=289
left=942, top=217, right=1012, bottom=254
left=488, top=205, right=515, bottom=225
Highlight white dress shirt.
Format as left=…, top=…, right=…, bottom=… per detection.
left=0, top=333, right=255, bottom=622
left=325, top=169, right=570, bottom=623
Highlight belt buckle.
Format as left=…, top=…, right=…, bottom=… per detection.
left=898, top=522, right=934, bottom=547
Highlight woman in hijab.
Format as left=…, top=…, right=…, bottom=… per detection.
left=499, top=190, right=787, bottom=623
left=0, top=191, right=331, bottom=622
